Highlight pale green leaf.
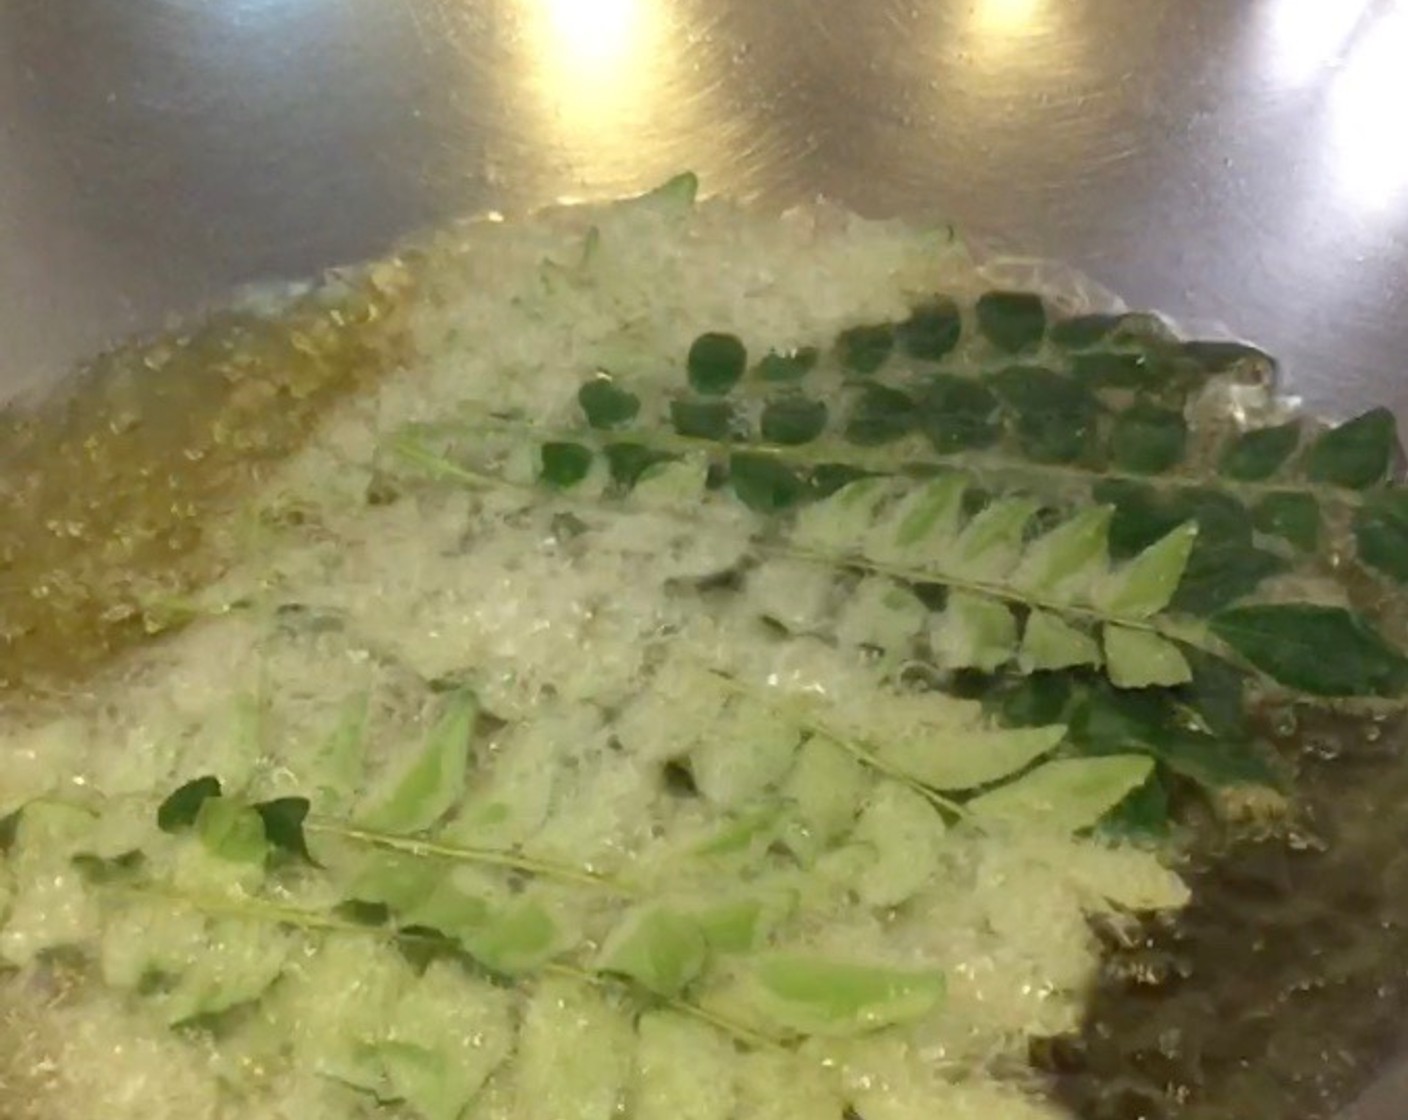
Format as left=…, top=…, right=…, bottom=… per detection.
left=949, top=497, right=1041, bottom=578
left=967, top=756, right=1155, bottom=832
left=870, top=473, right=967, bottom=558
left=793, top=477, right=895, bottom=552
left=399, top=878, right=493, bottom=939
left=746, top=954, right=946, bottom=1037
left=1104, top=626, right=1193, bottom=688
left=851, top=783, right=947, bottom=907
left=595, top=907, right=708, bottom=997
left=464, top=897, right=568, bottom=976
left=930, top=590, right=1018, bottom=671
left=194, top=797, right=269, bottom=865
left=780, top=739, right=871, bottom=859
left=1019, top=610, right=1102, bottom=672
left=877, top=724, right=1066, bottom=792
left=362, top=691, right=478, bottom=834
left=1098, top=521, right=1197, bottom=618
left=344, top=851, right=443, bottom=915
left=1011, top=505, right=1112, bottom=597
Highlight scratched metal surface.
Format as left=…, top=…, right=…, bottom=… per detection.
left=2, top=0, right=1408, bottom=1115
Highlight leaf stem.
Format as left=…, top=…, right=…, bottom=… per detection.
left=413, top=415, right=1367, bottom=509
left=304, top=818, right=638, bottom=895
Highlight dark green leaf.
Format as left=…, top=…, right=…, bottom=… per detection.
left=253, top=797, right=318, bottom=865
left=990, top=673, right=1075, bottom=729
left=157, top=776, right=223, bottom=834
left=755, top=347, right=819, bottom=382
left=1096, top=774, right=1170, bottom=842
left=844, top=384, right=916, bottom=446
left=1070, top=351, right=1156, bottom=390
left=1173, top=542, right=1286, bottom=616
left=914, top=374, right=1002, bottom=453
left=1303, top=407, right=1398, bottom=489
left=539, top=442, right=593, bottom=489
left=761, top=396, right=829, bottom=446
left=1211, top=604, right=1408, bottom=697
left=1073, top=685, right=1276, bottom=791
left=605, top=442, right=676, bottom=488
left=1254, top=492, right=1320, bottom=552
left=576, top=378, right=640, bottom=429
left=1355, top=489, right=1408, bottom=583
left=989, top=366, right=1099, bottom=463
left=0, top=811, right=19, bottom=853
left=1219, top=421, right=1301, bottom=482
left=896, top=298, right=962, bottom=361
left=687, top=332, right=748, bottom=395
left=1050, top=313, right=1124, bottom=350
left=670, top=399, right=734, bottom=442
left=836, top=323, right=895, bottom=375
left=976, top=291, right=1047, bottom=353
left=1176, top=647, right=1248, bottom=740
left=730, top=453, right=808, bottom=513
left=1109, top=402, right=1188, bottom=474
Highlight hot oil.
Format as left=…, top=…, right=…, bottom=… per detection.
left=0, top=261, right=415, bottom=701
left=1040, top=706, right=1408, bottom=1120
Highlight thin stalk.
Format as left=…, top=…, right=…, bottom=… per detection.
left=305, top=818, right=637, bottom=895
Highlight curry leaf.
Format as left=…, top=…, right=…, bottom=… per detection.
left=1011, top=506, right=1112, bottom=596
left=1355, top=489, right=1408, bottom=583
left=540, top=442, right=593, bottom=489
left=845, top=384, right=916, bottom=446
left=1210, top=604, right=1408, bottom=697
left=930, top=591, right=1018, bottom=672
left=1103, top=627, right=1193, bottom=689
left=362, top=692, right=478, bottom=834
left=1097, top=522, right=1197, bottom=618
left=896, top=298, right=962, bottom=361
left=877, top=723, right=1066, bottom=792
left=687, top=332, right=748, bottom=395
left=157, top=776, right=223, bottom=834
left=746, top=954, right=946, bottom=1037
left=1254, top=491, right=1319, bottom=552
left=195, top=798, right=269, bottom=864
left=1020, top=610, right=1101, bottom=672
left=1109, top=402, right=1187, bottom=475
left=761, top=396, right=829, bottom=446
left=595, top=908, right=707, bottom=997
left=989, top=366, right=1099, bottom=464
left=1219, top=421, right=1300, bottom=482
left=836, top=323, right=895, bottom=374
left=578, top=377, right=641, bottom=430
left=1302, top=407, right=1398, bottom=489
left=670, top=399, right=734, bottom=441
left=976, top=291, right=1047, bottom=353
left=730, top=453, right=809, bottom=513
left=253, top=797, right=318, bottom=865
left=914, top=374, right=1002, bottom=452
left=464, top=899, right=566, bottom=976
left=966, top=756, right=1155, bottom=832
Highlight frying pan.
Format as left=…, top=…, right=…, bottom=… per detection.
left=3, top=1, right=1407, bottom=1116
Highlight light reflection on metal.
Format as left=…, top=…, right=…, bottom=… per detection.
left=1264, top=0, right=1372, bottom=86
left=1330, top=5, right=1408, bottom=210
left=970, top=0, right=1045, bottom=37
left=525, top=0, right=663, bottom=146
